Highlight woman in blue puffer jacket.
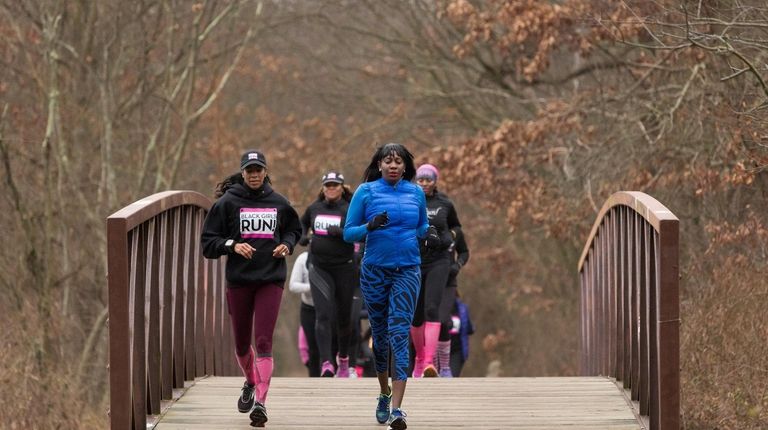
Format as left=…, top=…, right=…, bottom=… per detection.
left=344, top=143, right=435, bottom=430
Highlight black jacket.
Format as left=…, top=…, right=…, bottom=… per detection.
left=201, top=183, right=302, bottom=286
left=300, top=198, right=355, bottom=266
left=420, top=191, right=461, bottom=265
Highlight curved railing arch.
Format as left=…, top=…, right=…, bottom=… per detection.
left=578, top=191, right=680, bottom=430
left=107, top=191, right=238, bottom=430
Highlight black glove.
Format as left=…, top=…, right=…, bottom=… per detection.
left=298, top=235, right=310, bottom=246
left=425, top=226, right=441, bottom=248
left=326, top=225, right=343, bottom=237
left=366, top=211, right=389, bottom=231
left=450, top=261, right=462, bottom=276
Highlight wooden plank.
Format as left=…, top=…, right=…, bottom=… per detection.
left=153, top=377, right=641, bottom=430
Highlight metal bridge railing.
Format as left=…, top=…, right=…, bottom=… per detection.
left=107, top=191, right=238, bottom=430
left=578, top=191, right=680, bottom=430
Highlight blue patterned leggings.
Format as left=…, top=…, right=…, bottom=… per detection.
left=359, top=264, right=421, bottom=381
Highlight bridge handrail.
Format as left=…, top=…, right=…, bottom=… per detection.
left=107, top=191, right=238, bottom=430
left=578, top=191, right=679, bottom=430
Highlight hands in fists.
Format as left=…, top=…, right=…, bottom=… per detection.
left=326, top=225, right=343, bottom=237
left=367, top=211, right=389, bottom=231
left=425, top=225, right=441, bottom=248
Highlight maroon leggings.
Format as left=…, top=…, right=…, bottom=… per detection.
left=226, top=282, right=284, bottom=357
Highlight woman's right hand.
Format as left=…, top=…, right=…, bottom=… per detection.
left=234, top=242, right=256, bottom=259
left=425, top=225, right=442, bottom=248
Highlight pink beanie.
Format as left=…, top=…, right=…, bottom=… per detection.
left=416, top=164, right=439, bottom=182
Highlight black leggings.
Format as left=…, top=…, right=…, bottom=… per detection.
left=438, top=286, right=457, bottom=341
left=413, top=259, right=451, bottom=328
left=300, top=302, right=320, bottom=377
left=309, top=261, right=357, bottom=364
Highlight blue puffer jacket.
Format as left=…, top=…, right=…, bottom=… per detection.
left=344, top=178, right=429, bottom=268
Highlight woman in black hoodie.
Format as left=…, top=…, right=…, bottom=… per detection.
left=201, top=150, right=302, bottom=428
left=298, top=170, right=356, bottom=377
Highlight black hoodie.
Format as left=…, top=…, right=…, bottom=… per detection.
left=201, top=183, right=302, bottom=287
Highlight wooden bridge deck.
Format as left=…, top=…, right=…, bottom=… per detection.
left=152, top=376, right=642, bottom=429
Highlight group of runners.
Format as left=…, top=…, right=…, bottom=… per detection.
left=201, top=144, right=473, bottom=429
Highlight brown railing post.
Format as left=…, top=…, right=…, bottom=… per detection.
left=107, top=191, right=237, bottom=430
left=578, top=192, right=680, bottom=430
left=656, top=215, right=680, bottom=430
left=107, top=217, right=131, bottom=429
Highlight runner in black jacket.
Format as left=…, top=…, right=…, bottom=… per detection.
left=298, top=170, right=357, bottom=377
left=411, top=163, right=462, bottom=378
left=201, top=150, right=302, bottom=427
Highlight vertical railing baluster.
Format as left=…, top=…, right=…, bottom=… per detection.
left=610, top=208, right=618, bottom=379
left=194, top=209, right=207, bottom=377
left=579, top=268, right=587, bottom=374
left=599, top=225, right=606, bottom=375
left=204, top=257, right=215, bottom=375
left=640, top=221, right=650, bottom=416
left=213, top=259, right=224, bottom=375
left=649, top=230, right=659, bottom=428
left=631, top=211, right=640, bottom=402
left=622, top=207, right=633, bottom=389
left=223, top=257, right=238, bottom=375
left=587, top=250, right=597, bottom=375
left=130, top=225, right=147, bottom=430
left=183, top=207, right=196, bottom=381
left=160, top=212, right=174, bottom=399
left=172, top=208, right=186, bottom=388
left=146, top=218, right=162, bottom=415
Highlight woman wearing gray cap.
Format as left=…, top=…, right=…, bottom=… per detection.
left=201, top=149, right=302, bottom=427
left=298, top=170, right=357, bottom=377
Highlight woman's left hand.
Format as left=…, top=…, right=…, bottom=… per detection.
left=272, top=243, right=290, bottom=258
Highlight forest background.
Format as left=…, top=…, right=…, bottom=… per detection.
left=1, top=1, right=766, bottom=429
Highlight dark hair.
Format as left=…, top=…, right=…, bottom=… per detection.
left=316, top=184, right=353, bottom=202
left=215, top=171, right=272, bottom=198
left=361, top=143, right=416, bottom=183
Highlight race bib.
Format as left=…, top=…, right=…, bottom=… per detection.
left=240, top=208, right=277, bottom=239
left=313, top=214, right=341, bottom=236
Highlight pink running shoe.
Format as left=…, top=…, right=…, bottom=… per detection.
left=336, top=355, right=350, bottom=378
left=321, top=360, right=335, bottom=377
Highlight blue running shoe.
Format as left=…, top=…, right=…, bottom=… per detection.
left=375, top=387, right=392, bottom=424
left=388, top=408, right=407, bottom=430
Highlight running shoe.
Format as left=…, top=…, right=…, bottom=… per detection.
left=388, top=408, right=407, bottom=430
left=249, top=401, right=268, bottom=427
left=439, top=368, right=453, bottom=378
left=237, top=381, right=255, bottom=413
left=321, top=360, right=335, bottom=377
left=422, top=364, right=438, bottom=377
left=336, top=355, right=350, bottom=378
left=375, top=387, right=392, bottom=424
left=412, top=359, right=424, bottom=378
